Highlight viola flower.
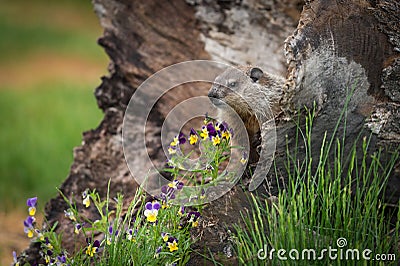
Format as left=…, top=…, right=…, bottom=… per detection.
left=161, top=232, right=169, bottom=242
left=168, top=145, right=177, bottom=155
left=200, top=188, right=206, bottom=200
left=154, top=246, right=162, bottom=258
left=106, top=225, right=119, bottom=245
left=200, top=125, right=209, bottom=140
left=170, top=132, right=186, bottom=147
left=212, top=135, right=221, bottom=146
left=44, top=250, right=54, bottom=265
left=178, top=132, right=186, bottom=145
left=161, top=200, right=169, bottom=209
left=12, top=251, right=19, bottom=266
left=44, top=237, right=53, bottom=250
left=188, top=211, right=201, bottom=228
left=166, top=236, right=178, bottom=252
left=204, top=113, right=210, bottom=124
left=188, top=128, right=199, bottom=145
left=206, top=123, right=217, bottom=139
left=35, top=229, right=44, bottom=241
left=74, top=223, right=83, bottom=235
left=126, top=229, right=137, bottom=242
left=178, top=222, right=184, bottom=230
left=57, top=253, right=67, bottom=265
left=26, top=197, right=37, bottom=216
left=23, top=216, right=35, bottom=238
left=222, top=130, right=231, bottom=141
left=82, top=190, right=90, bottom=208
left=86, top=239, right=100, bottom=257
left=144, top=201, right=161, bottom=223
left=64, top=209, right=76, bottom=222
left=178, top=206, right=185, bottom=216
left=240, top=152, right=248, bottom=165
left=168, top=180, right=184, bottom=190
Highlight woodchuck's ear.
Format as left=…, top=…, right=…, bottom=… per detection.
left=249, top=67, right=263, bottom=82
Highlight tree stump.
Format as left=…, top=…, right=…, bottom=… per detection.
left=19, top=0, right=399, bottom=264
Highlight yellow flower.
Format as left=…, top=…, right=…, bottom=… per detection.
left=170, top=136, right=179, bottom=147
left=189, top=134, right=198, bottom=145
left=83, top=195, right=90, bottom=208
left=192, top=220, right=199, bottom=228
left=86, top=245, right=97, bottom=257
left=28, top=207, right=36, bottom=216
left=167, top=240, right=178, bottom=252
left=144, top=210, right=158, bottom=222
left=212, top=135, right=221, bottom=146
left=168, top=146, right=176, bottom=154
left=200, top=126, right=208, bottom=140
left=222, top=131, right=231, bottom=141
left=27, top=229, right=34, bottom=238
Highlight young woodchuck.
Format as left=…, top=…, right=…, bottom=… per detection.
left=208, top=66, right=285, bottom=141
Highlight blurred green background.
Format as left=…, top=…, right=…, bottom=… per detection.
left=0, top=0, right=107, bottom=212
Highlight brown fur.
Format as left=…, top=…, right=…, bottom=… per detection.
left=208, top=65, right=284, bottom=137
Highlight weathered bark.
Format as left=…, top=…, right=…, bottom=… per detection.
left=19, top=0, right=399, bottom=264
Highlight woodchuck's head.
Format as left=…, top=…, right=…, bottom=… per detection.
left=208, top=66, right=266, bottom=121
left=208, top=66, right=284, bottom=123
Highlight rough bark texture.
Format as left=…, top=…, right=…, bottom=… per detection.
left=19, top=0, right=399, bottom=264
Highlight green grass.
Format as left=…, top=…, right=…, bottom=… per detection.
left=0, top=0, right=107, bottom=211
left=232, top=106, right=400, bottom=265
left=0, top=83, right=102, bottom=211
left=0, top=0, right=105, bottom=64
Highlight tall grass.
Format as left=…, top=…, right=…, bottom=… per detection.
left=232, top=107, right=400, bottom=265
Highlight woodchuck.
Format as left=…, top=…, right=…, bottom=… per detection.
left=208, top=66, right=285, bottom=164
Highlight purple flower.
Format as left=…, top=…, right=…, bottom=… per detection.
left=127, top=228, right=137, bottom=242
left=24, top=216, right=35, bottom=238
left=178, top=206, right=185, bottom=216
left=12, top=251, right=18, bottom=264
left=86, top=239, right=100, bottom=257
left=240, top=152, right=248, bottom=165
left=154, top=245, right=163, bottom=258
left=166, top=236, right=179, bottom=252
left=206, top=123, right=217, bottom=138
left=26, top=197, right=38, bottom=216
left=144, top=201, right=161, bottom=222
left=74, top=223, right=82, bottom=234
left=188, top=128, right=199, bottom=145
left=57, top=253, right=67, bottom=263
left=178, top=132, right=186, bottom=145
left=168, top=180, right=184, bottom=190
left=188, top=211, right=201, bottom=227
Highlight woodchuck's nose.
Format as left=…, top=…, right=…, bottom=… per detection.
left=208, top=89, right=218, bottom=99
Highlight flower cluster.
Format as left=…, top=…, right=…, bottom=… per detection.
left=199, top=121, right=231, bottom=146
left=15, top=176, right=202, bottom=265
left=159, top=179, right=184, bottom=209
left=167, top=118, right=232, bottom=156
left=17, top=197, right=71, bottom=265
left=23, top=197, right=38, bottom=239
left=160, top=232, right=179, bottom=252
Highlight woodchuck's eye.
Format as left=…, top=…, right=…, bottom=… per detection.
left=227, top=79, right=237, bottom=88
